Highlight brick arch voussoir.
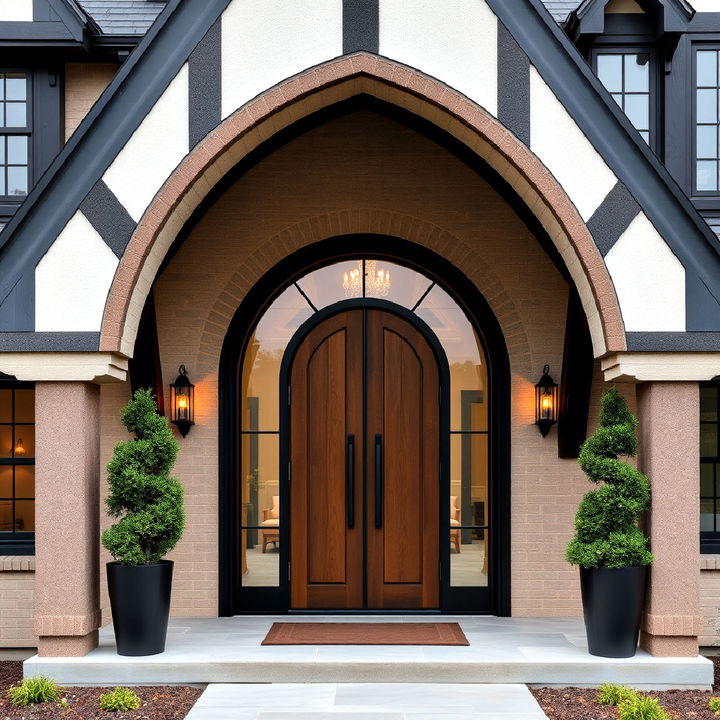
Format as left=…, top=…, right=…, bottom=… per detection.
left=100, top=52, right=625, bottom=357
left=191, top=211, right=532, bottom=377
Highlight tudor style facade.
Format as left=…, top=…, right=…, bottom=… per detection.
left=0, top=0, right=718, bottom=659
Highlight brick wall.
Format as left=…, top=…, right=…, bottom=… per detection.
left=700, top=557, right=720, bottom=645
left=64, top=63, right=119, bottom=141
left=0, top=557, right=35, bottom=647
left=100, top=108, right=635, bottom=618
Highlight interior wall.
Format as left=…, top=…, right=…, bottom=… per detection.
left=101, top=107, right=629, bottom=617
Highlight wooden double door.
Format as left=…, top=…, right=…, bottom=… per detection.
left=289, top=308, right=440, bottom=610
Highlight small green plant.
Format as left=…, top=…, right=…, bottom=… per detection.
left=99, top=687, right=142, bottom=712
left=566, top=387, right=654, bottom=569
left=597, top=683, right=638, bottom=706
left=618, top=695, right=670, bottom=720
left=709, top=696, right=720, bottom=714
left=7, top=676, right=63, bottom=706
left=102, top=389, right=185, bottom=566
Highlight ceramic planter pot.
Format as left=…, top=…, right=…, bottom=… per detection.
left=580, top=565, right=647, bottom=658
left=107, top=560, right=173, bottom=656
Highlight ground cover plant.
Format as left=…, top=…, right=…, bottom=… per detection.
left=533, top=656, right=720, bottom=719
left=7, top=676, right=63, bottom=706
left=0, top=663, right=202, bottom=719
left=99, top=687, right=142, bottom=712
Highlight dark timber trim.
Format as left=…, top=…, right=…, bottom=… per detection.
left=488, top=0, right=720, bottom=331
left=79, top=180, right=136, bottom=259
left=626, top=331, right=720, bottom=351
left=342, top=0, right=379, bottom=54
left=558, top=288, right=594, bottom=459
left=0, top=332, right=99, bottom=351
left=0, top=0, right=230, bottom=331
left=497, top=20, right=530, bottom=146
left=587, top=182, right=641, bottom=257
left=189, top=18, right=222, bottom=149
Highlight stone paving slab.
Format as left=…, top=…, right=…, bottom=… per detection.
left=184, top=683, right=548, bottom=719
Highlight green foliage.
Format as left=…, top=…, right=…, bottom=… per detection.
left=98, top=687, right=142, bottom=712
left=566, top=387, right=653, bottom=569
left=7, top=676, right=63, bottom=706
left=596, top=683, right=638, bottom=706
left=617, top=695, right=670, bottom=720
left=102, top=389, right=185, bottom=566
left=709, top=697, right=720, bottom=714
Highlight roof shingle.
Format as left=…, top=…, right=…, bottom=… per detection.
left=76, top=0, right=166, bottom=35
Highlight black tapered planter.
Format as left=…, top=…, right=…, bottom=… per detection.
left=580, top=566, right=647, bottom=658
left=107, top=560, right=173, bottom=656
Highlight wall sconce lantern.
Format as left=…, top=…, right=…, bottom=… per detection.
left=535, top=364, right=558, bottom=437
left=170, top=365, right=194, bottom=437
left=14, top=438, right=24, bottom=457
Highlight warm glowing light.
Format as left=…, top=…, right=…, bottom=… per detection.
left=14, top=438, right=24, bottom=457
left=177, top=396, right=188, bottom=410
left=535, top=365, right=558, bottom=437
left=541, top=396, right=552, bottom=411
left=342, top=260, right=391, bottom=297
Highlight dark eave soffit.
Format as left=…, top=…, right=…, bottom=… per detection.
left=565, top=0, right=694, bottom=41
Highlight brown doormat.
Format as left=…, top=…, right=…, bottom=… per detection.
left=261, top=622, right=469, bottom=646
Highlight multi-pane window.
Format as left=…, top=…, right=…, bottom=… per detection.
left=0, top=383, right=34, bottom=552
left=596, top=52, right=651, bottom=143
left=696, top=50, right=720, bottom=193
left=0, top=73, right=29, bottom=199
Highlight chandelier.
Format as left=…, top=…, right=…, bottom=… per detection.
left=343, top=260, right=391, bottom=297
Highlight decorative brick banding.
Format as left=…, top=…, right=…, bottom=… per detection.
left=100, top=52, right=625, bottom=357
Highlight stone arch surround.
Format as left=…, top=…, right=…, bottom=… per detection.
left=99, top=52, right=626, bottom=360
left=192, top=212, right=532, bottom=380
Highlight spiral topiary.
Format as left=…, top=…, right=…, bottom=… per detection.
left=102, top=389, right=185, bottom=566
left=566, top=387, right=653, bottom=569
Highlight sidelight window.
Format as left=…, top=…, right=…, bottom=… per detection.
left=701, top=381, right=720, bottom=552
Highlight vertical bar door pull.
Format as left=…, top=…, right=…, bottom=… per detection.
left=375, top=433, right=383, bottom=528
left=346, top=434, right=355, bottom=528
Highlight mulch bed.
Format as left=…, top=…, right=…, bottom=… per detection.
left=0, top=662, right=202, bottom=719
left=531, top=656, right=720, bottom=720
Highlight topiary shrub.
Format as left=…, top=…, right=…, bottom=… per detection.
left=7, top=676, right=63, bottom=706
left=566, top=387, right=653, bottom=569
left=99, top=687, right=142, bottom=712
left=597, top=683, right=638, bottom=706
left=102, top=389, right=185, bottom=566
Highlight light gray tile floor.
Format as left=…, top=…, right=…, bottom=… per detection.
left=184, top=683, right=548, bottom=719
left=23, top=616, right=714, bottom=688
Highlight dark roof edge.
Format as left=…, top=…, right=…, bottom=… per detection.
left=490, top=0, right=720, bottom=328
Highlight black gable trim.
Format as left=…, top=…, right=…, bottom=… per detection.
left=0, top=332, right=99, bottom=351
left=189, top=18, right=222, bottom=149
left=0, top=0, right=230, bottom=331
left=488, top=0, right=720, bottom=331
left=587, top=182, right=641, bottom=257
left=79, top=180, right=136, bottom=258
left=497, top=20, right=530, bottom=146
left=343, top=0, right=379, bottom=54
left=626, top=332, right=720, bottom=351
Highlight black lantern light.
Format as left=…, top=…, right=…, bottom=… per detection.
left=170, top=365, right=194, bottom=437
left=535, top=364, right=558, bottom=437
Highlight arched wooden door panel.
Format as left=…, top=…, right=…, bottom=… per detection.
left=289, top=308, right=440, bottom=610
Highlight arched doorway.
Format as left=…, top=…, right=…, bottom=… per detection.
left=219, top=241, right=511, bottom=615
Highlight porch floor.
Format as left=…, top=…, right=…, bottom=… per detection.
left=24, top=616, right=713, bottom=689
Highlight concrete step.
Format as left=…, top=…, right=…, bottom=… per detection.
left=183, top=683, right=549, bottom=720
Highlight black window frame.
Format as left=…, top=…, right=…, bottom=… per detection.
left=0, top=69, right=33, bottom=205
left=692, top=44, right=720, bottom=197
left=592, top=45, right=659, bottom=154
left=0, top=380, right=34, bottom=555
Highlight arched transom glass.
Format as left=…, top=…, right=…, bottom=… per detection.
left=239, top=259, right=489, bottom=591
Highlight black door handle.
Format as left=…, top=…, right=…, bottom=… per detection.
left=375, top=434, right=383, bottom=529
left=346, top=434, right=355, bottom=529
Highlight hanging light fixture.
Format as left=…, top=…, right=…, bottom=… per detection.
left=14, top=437, right=24, bottom=457
left=535, top=365, right=558, bottom=437
left=342, top=260, right=391, bottom=297
left=170, top=365, right=195, bottom=437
